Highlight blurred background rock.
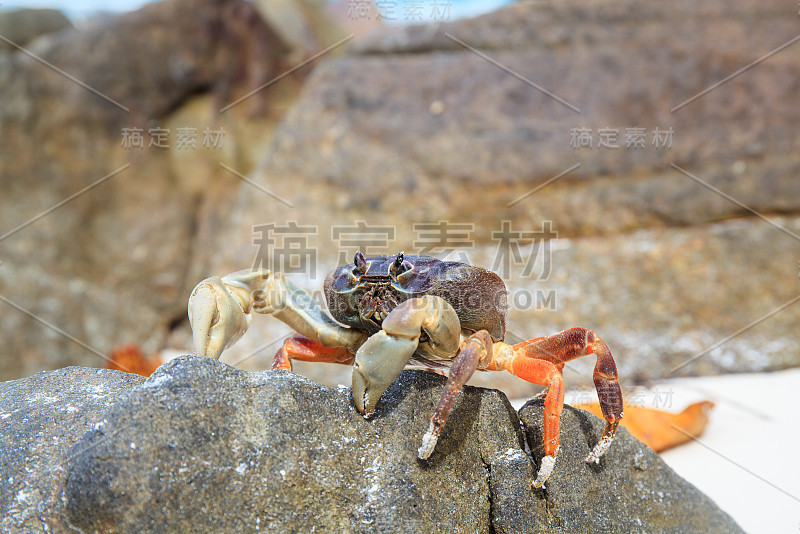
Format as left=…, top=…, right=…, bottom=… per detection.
left=0, top=0, right=797, bottom=399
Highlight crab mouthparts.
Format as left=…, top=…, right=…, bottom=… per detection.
left=358, top=285, right=399, bottom=325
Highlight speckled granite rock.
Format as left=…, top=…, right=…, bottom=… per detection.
left=1, top=356, right=742, bottom=533
left=0, top=367, right=145, bottom=532
left=517, top=401, right=740, bottom=533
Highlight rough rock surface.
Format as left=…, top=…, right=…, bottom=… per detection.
left=0, top=367, right=145, bottom=532
left=244, top=0, right=800, bottom=236
left=0, top=8, right=72, bottom=51
left=0, top=0, right=296, bottom=379
left=1, top=356, right=742, bottom=533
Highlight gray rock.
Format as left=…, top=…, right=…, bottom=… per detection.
left=0, top=367, right=145, bottom=533
left=517, top=402, right=740, bottom=533
left=1, top=356, right=742, bottom=532
left=0, top=0, right=290, bottom=380
left=0, top=9, right=72, bottom=52
left=245, top=0, right=800, bottom=236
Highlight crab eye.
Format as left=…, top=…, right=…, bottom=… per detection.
left=354, top=251, right=367, bottom=274
left=391, top=252, right=414, bottom=281
left=390, top=252, right=406, bottom=275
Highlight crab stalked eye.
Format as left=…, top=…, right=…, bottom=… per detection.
left=390, top=251, right=406, bottom=276
left=354, top=251, right=367, bottom=274
left=391, top=252, right=414, bottom=282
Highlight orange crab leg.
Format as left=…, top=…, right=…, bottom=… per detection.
left=485, top=346, right=564, bottom=487
left=509, top=336, right=565, bottom=377
left=512, top=327, right=623, bottom=432
left=416, top=327, right=621, bottom=489
left=483, top=327, right=623, bottom=486
left=272, top=334, right=355, bottom=371
left=509, top=336, right=547, bottom=350
left=506, top=357, right=565, bottom=457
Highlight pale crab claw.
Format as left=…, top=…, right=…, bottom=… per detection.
left=188, top=273, right=262, bottom=359
left=351, top=331, right=416, bottom=418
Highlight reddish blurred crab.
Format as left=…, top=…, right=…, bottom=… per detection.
left=188, top=252, right=623, bottom=487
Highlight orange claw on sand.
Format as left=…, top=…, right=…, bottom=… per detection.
left=573, top=399, right=715, bottom=453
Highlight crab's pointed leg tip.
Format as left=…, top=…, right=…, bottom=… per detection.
left=417, top=422, right=438, bottom=460
left=584, top=433, right=616, bottom=464
left=533, top=453, right=557, bottom=488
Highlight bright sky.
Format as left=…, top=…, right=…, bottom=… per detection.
left=0, top=0, right=512, bottom=22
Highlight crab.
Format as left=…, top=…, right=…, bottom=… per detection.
left=188, top=252, right=623, bottom=487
